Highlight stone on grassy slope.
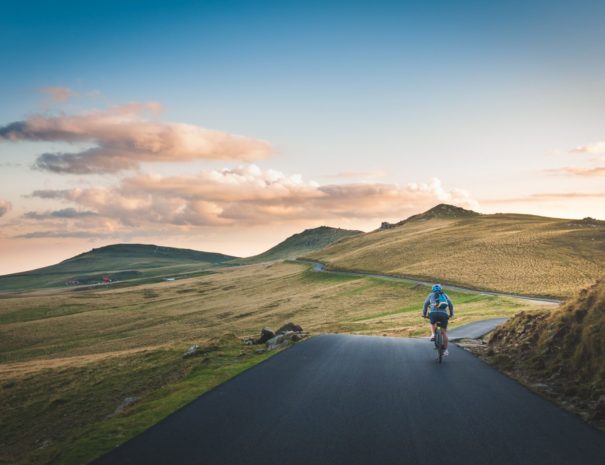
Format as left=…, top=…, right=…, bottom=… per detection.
left=276, top=323, right=303, bottom=335
left=257, top=327, right=275, bottom=344
left=183, top=344, right=201, bottom=358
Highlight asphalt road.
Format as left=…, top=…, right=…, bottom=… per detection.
left=300, top=260, right=562, bottom=305
left=448, top=317, right=509, bottom=340
left=92, top=334, right=605, bottom=465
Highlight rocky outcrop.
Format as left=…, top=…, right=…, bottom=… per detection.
left=242, top=323, right=306, bottom=350
left=276, top=323, right=303, bottom=335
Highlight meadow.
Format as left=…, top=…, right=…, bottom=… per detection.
left=307, top=211, right=605, bottom=298
left=0, top=261, right=549, bottom=465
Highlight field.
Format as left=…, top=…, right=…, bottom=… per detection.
left=0, top=261, right=549, bottom=465
left=307, top=209, right=605, bottom=298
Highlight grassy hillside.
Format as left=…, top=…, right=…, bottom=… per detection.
left=0, top=261, right=547, bottom=465
left=0, top=244, right=237, bottom=291
left=307, top=204, right=605, bottom=298
left=233, top=226, right=362, bottom=264
left=483, top=277, right=605, bottom=430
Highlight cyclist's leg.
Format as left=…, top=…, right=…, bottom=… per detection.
left=441, top=315, right=450, bottom=349
left=428, top=313, right=437, bottom=338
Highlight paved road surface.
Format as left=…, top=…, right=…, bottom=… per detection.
left=448, top=317, right=509, bottom=340
left=93, top=334, right=605, bottom=465
left=299, top=260, right=561, bottom=305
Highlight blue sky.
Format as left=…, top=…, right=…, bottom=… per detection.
left=1, top=0, right=605, bottom=272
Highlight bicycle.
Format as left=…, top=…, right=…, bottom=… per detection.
left=434, top=321, right=446, bottom=363
left=423, top=315, right=447, bottom=363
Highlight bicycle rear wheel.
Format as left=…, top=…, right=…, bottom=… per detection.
left=435, top=329, right=443, bottom=363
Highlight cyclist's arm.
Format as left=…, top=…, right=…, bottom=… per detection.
left=447, top=297, right=454, bottom=317
left=422, top=296, right=430, bottom=317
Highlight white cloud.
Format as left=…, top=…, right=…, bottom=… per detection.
left=0, top=103, right=273, bottom=174
left=27, top=165, right=477, bottom=233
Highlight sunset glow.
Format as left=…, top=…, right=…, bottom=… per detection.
left=2, top=1, right=605, bottom=274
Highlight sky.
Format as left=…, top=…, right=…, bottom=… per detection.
left=1, top=0, right=605, bottom=274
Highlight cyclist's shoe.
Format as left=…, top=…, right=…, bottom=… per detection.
left=443, top=349, right=449, bottom=356
left=430, top=334, right=435, bottom=341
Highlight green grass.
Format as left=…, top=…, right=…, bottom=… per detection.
left=0, top=260, right=551, bottom=465
left=1, top=337, right=274, bottom=465
left=232, top=226, right=362, bottom=265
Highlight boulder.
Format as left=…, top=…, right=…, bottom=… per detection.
left=266, top=334, right=287, bottom=350
left=183, top=344, right=201, bottom=358
left=256, top=327, right=275, bottom=344
left=276, top=323, right=303, bottom=335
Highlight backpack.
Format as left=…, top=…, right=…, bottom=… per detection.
left=434, top=291, right=449, bottom=310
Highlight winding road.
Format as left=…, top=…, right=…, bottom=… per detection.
left=93, top=333, right=605, bottom=465
left=298, top=259, right=562, bottom=305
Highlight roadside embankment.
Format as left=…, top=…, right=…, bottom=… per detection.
left=464, top=277, right=605, bottom=431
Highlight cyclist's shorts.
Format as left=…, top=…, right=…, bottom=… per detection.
left=429, top=312, right=449, bottom=328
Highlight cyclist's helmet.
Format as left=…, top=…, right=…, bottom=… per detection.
left=432, top=284, right=442, bottom=292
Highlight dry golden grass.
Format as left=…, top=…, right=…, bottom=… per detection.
left=307, top=213, right=605, bottom=298
left=0, top=261, right=550, bottom=465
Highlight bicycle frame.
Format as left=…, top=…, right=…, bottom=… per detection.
left=434, top=323, right=445, bottom=363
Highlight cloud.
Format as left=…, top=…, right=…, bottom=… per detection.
left=546, top=165, right=605, bottom=177
left=482, top=191, right=605, bottom=204
left=0, top=103, right=273, bottom=174
left=551, top=166, right=605, bottom=177
left=0, top=199, right=11, bottom=217
left=28, top=165, right=477, bottom=231
left=15, top=230, right=109, bottom=239
left=571, top=141, right=605, bottom=154
left=40, top=86, right=76, bottom=102
left=23, top=208, right=98, bottom=220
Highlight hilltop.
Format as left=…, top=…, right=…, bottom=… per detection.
left=0, top=244, right=237, bottom=291
left=307, top=204, right=605, bottom=298
left=234, top=226, right=362, bottom=264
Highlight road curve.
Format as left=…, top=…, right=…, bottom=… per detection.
left=92, top=334, right=605, bottom=465
left=297, top=260, right=562, bottom=305
left=448, top=317, right=509, bottom=340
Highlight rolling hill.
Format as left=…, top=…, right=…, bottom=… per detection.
left=0, top=244, right=238, bottom=291
left=306, top=204, right=605, bottom=298
left=233, top=226, right=363, bottom=264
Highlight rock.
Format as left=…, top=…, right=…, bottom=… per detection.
left=256, top=327, right=275, bottom=344
left=108, top=396, right=139, bottom=418
left=183, top=344, right=201, bottom=358
left=276, top=323, right=303, bottom=335
left=266, top=334, right=288, bottom=350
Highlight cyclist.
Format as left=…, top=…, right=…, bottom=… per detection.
left=422, top=284, right=454, bottom=356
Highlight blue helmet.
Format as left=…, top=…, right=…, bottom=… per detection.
left=432, top=284, right=442, bottom=292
